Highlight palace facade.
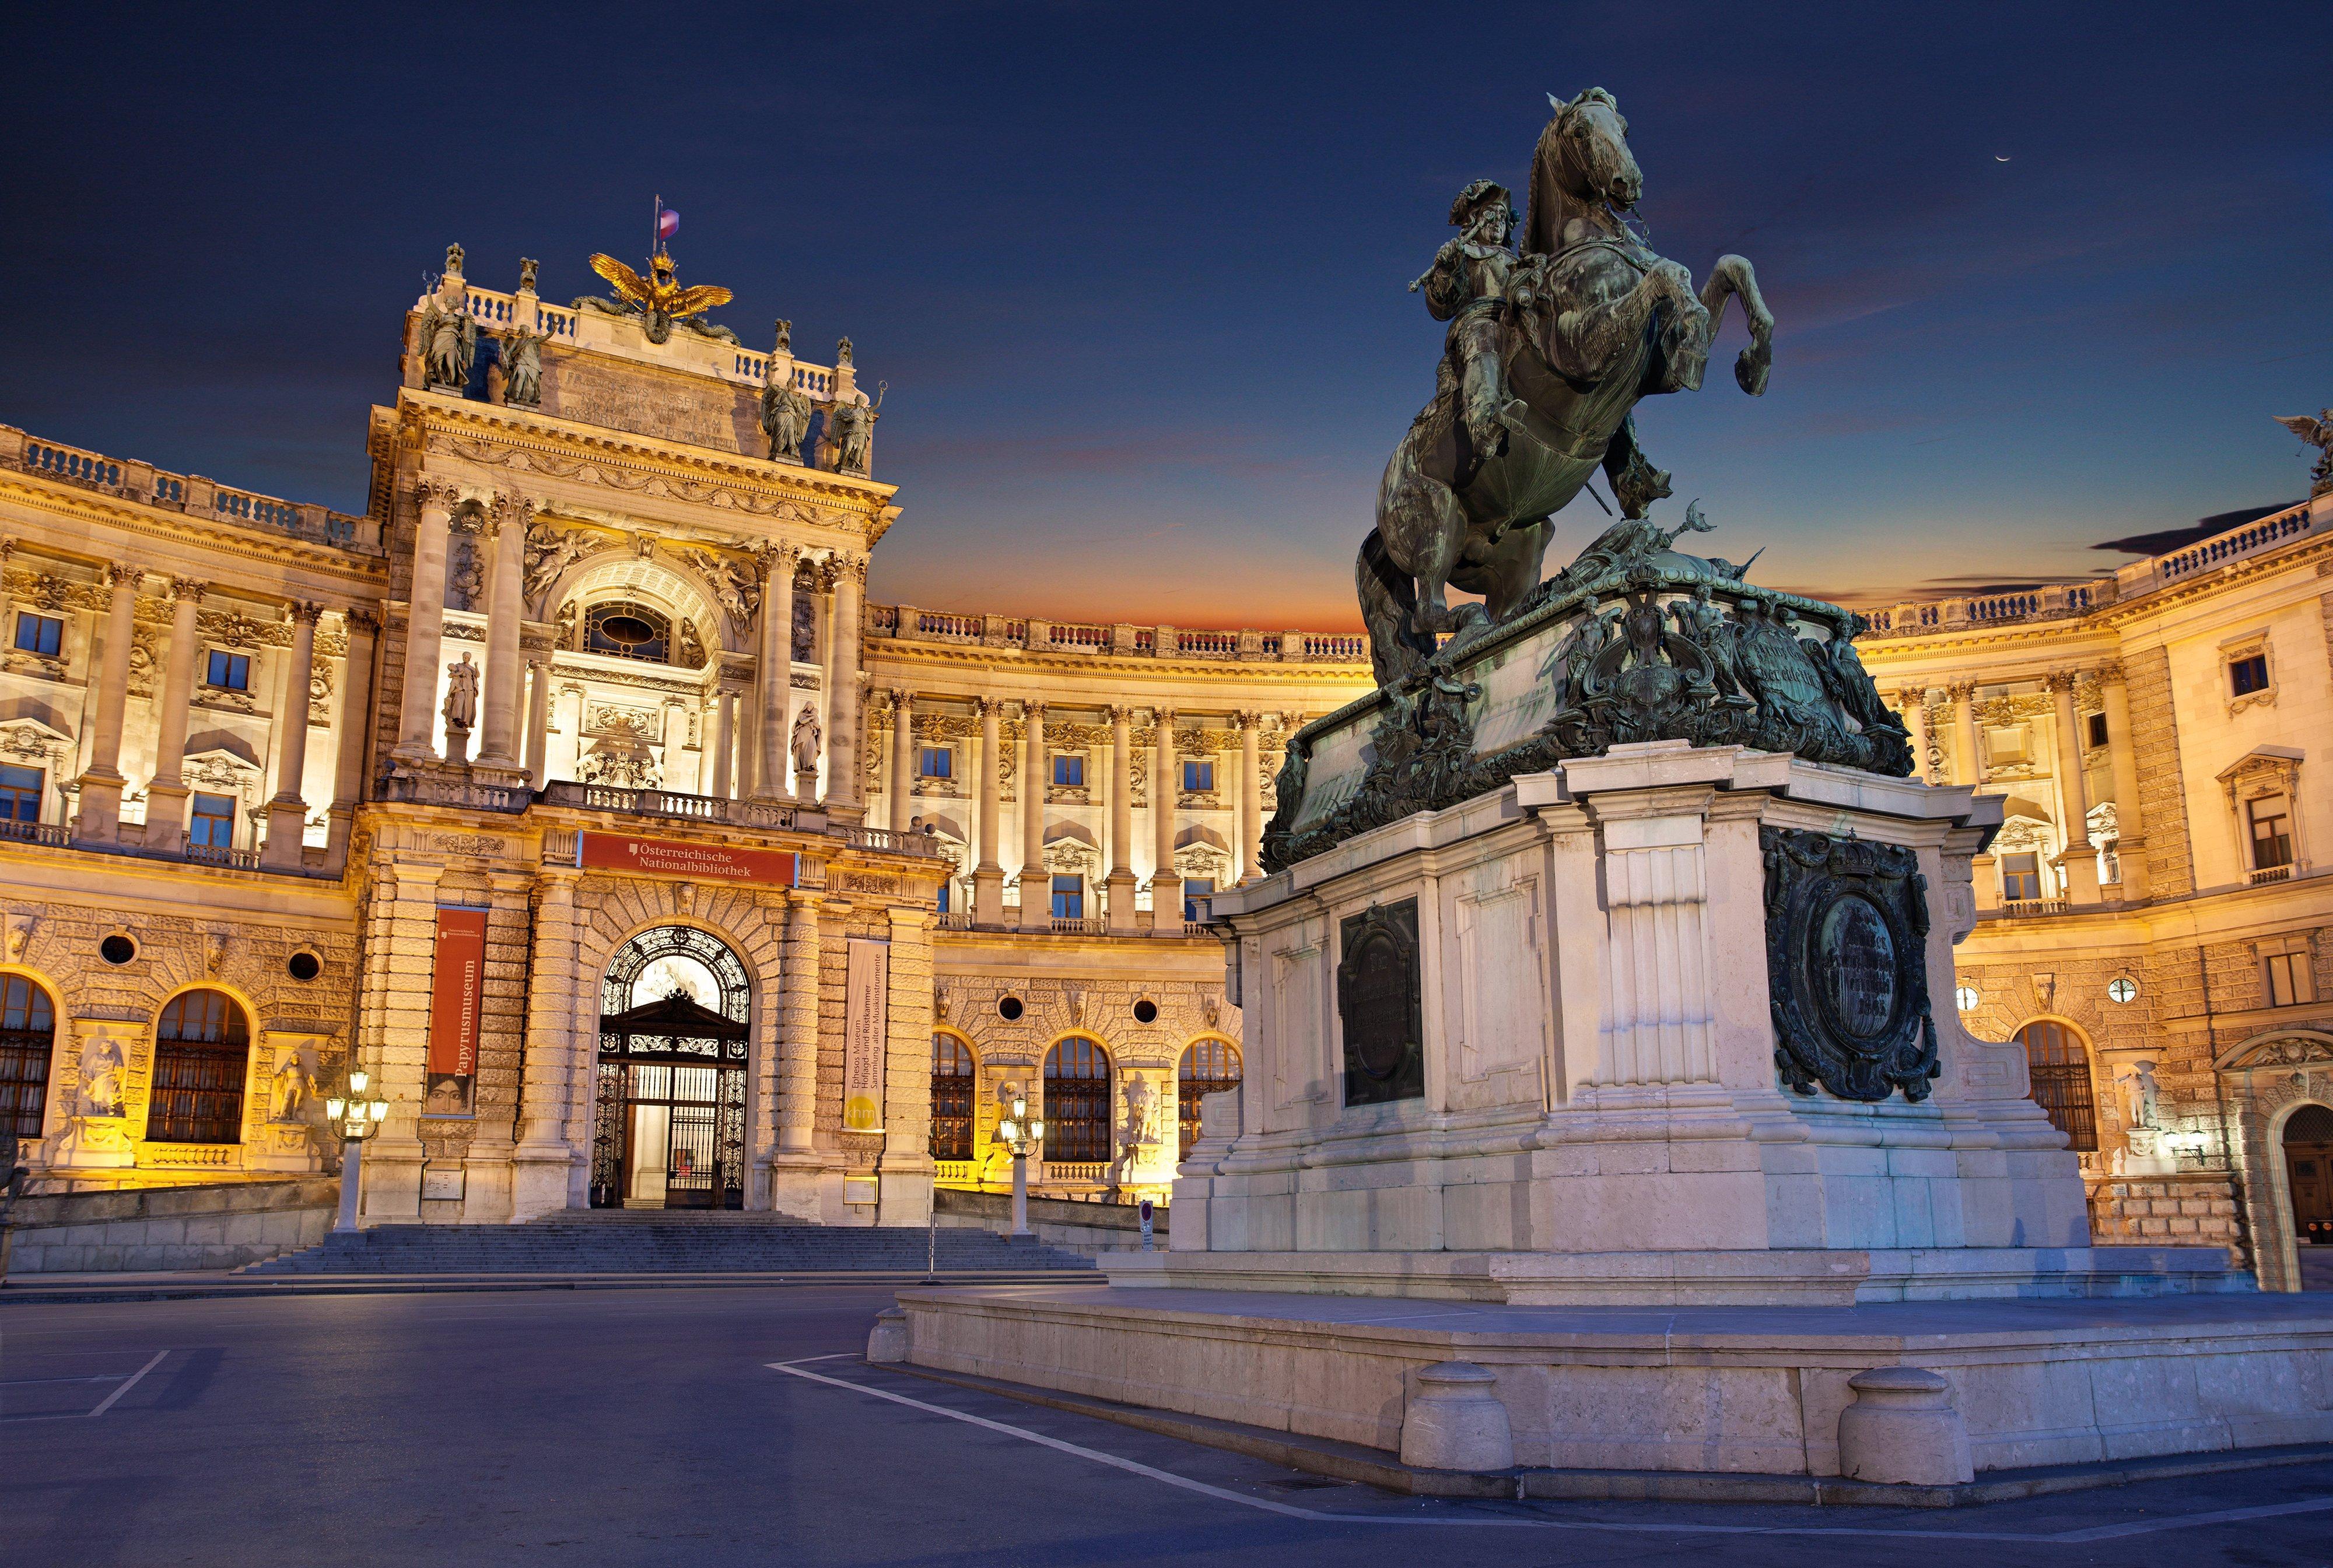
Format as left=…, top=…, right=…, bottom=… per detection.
left=0, top=244, right=2326, bottom=1284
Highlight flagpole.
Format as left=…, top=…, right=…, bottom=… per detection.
left=650, top=193, right=660, bottom=255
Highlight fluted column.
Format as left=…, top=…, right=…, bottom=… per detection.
left=753, top=544, right=797, bottom=798
left=1150, top=707, right=1180, bottom=929
left=262, top=601, right=323, bottom=869
left=73, top=564, right=138, bottom=843
left=888, top=687, right=914, bottom=832
left=827, top=555, right=866, bottom=816
left=143, top=577, right=206, bottom=847
left=522, top=658, right=552, bottom=786
left=2049, top=670, right=2100, bottom=906
left=2100, top=664, right=2149, bottom=900
left=973, top=697, right=1004, bottom=924
left=1897, top=687, right=1933, bottom=784
left=394, top=481, right=457, bottom=764
left=475, top=496, right=530, bottom=771
left=1021, top=701, right=1049, bottom=931
left=326, top=609, right=378, bottom=867
left=1947, top=681, right=1981, bottom=787
left=1236, top=711, right=1263, bottom=883
left=1105, top=704, right=1137, bottom=931
left=710, top=687, right=736, bottom=799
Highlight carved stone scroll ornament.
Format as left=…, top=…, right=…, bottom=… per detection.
left=1762, top=827, right=1939, bottom=1103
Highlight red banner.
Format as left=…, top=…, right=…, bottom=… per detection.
left=577, top=832, right=798, bottom=886
left=428, top=907, right=488, bottom=1084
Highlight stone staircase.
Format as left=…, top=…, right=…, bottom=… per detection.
left=238, top=1211, right=1094, bottom=1276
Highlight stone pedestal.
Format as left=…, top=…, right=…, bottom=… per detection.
left=50, top=1114, right=134, bottom=1171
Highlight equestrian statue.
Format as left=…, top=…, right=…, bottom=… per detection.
left=1361, top=87, right=1776, bottom=686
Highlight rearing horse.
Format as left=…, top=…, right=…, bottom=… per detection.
left=1360, top=87, right=1776, bottom=687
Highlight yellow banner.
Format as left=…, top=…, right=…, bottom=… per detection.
left=843, top=938, right=889, bottom=1132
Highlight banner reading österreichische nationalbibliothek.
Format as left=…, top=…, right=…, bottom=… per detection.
left=842, top=938, right=889, bottom=1132
left=426, top=906, right=489, bottom=1118
left=575, top=832, right=798, bottom=885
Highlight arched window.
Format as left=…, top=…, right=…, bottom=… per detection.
left=2285, top=1104, right=2333, bottom=1248
left=0, top=976, right=57, bottom=1139
left=930, top=1033, right=976, bottom=1160
left=1043, top=1036, right=1112, bottom=1163
left=584, top=601, right=671, bottom=664
left=150, top=990, right=251, bottom=1145
left=2015, top=1019, right=2096, bottom=1151
left=1178, top=1038, right=1242, bottom=1160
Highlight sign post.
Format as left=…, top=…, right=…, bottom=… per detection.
left=1139, top=1197, right=1154, bottom=1251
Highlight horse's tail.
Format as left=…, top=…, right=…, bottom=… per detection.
left=1357, top=527, right=1423, bottom=687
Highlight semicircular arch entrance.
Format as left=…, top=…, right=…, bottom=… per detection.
left=592, top=927, right=754, bottom=1211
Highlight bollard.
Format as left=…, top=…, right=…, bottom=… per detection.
left=866, top=1306, right=909, bottom=1364
left=1397, top=1361, right=1514, bottom=1472
left=1837, top=1366, right=1974, bottom=1485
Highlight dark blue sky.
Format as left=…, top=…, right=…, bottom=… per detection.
left=5, top=3, right=2328, bottom=626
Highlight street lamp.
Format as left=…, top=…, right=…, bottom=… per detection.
left=325, top=1068, right=390, bottom=1234
left=993, top=1087, right=1044, bottom=1240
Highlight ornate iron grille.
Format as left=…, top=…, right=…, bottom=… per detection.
left=0, top=976, right=55, bottom=1139
left=601, top=925, right=751, bottom=1023
left=930, top=1033, right=975, bottom=1160
left=1044, top=1036, right=1112, bottom=1163
left=593, top=928, right=753, bottom=1209
left=148, top=990, right=249, bottom=1145
left=590, top=1061, right=625, bottom=1208
left=1177, top=1039, right=1242, bottom=1160
left=2016, top=1020, right=2097, bottom=1151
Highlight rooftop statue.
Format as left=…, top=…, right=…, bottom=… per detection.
left=417, top=273, right=478, bottom=394
left=1361, top=87, right=1776, bottom=687
left=575, top=248, right=736, bottom=345
left=2273, top=409, right=2333, bottom=489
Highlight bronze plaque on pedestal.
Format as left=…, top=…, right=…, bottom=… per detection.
left=1338, top=899, right=1424, bottom=1106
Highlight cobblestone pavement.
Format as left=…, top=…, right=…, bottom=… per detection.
left=0, top=1284, right=2327, bottom=1566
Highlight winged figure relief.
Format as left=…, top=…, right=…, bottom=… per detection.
left=579, top=251, right=735, bottom=345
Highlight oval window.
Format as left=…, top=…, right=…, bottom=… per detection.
left=1133, top=999, right=1158, bottom=1024
left=100, top=934, right=136, bottom=966
left=997, top=995, right=1024, bottom=1022
left=288, top=952, right=323, bottom=983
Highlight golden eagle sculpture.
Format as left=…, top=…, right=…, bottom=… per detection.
left=580, top=250, right=734, bottom=345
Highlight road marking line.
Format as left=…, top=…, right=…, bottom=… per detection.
left=84, top=1350, right=167, bottom=1418
left=768, top=1359, right=2333, bottom=1542
left=0, top=1375, right=129, bottom=1386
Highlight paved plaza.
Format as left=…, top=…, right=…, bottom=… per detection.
left=0, top=1285, right=2325, bottom=1566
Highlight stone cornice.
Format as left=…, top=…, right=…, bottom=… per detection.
left=863, top=635, right=1374, bottom=685
left=0, top=472, right=388, bottom=589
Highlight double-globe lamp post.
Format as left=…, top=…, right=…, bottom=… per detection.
left=994, top=1088, right=1044, bottom=1240
left=326, top=1069, right=390, bottom=1234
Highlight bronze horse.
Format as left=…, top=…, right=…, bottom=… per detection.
left=1359, top=87, right=1776, bottom=686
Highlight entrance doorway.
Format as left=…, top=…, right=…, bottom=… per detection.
left=591, top=928, right=754, bottom=1211
left=2286, top=1104, right=2333, bottom=1288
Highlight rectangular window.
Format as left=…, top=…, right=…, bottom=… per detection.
left=0, top=764, right=41, bottom=823
left=1052, top=754, right=1084, bottom=787
left=12, top=613, right=62, bottom=657
left=1050, top=875, right=1084, bottom=920
left=2086, top=712, right=2108, bottom=748
left=1182, top=759, right=1214, bottom=792
left=205, top=650, right=250, bottom=690
left=2266, top=951, right=2315, bottom=1008
left=2250, top=795, right=2294, bottom=870
left=2001, top=853, right=2042, bottom=901
left=919, top=746, right=952, bottom=780
left=1182, top=876, right=1215, bottom=924
left=2230, top=653, right=2270, bottom=696
left=189, top=792, right=237, bottom=849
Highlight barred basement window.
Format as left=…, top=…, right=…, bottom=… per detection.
left=2015, top=1019, right=2096, bottom=1152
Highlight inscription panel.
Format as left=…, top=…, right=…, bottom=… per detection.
left=1337, top=899, right=1424, bottom=1107
left=536, top=350, right=758, bottom=453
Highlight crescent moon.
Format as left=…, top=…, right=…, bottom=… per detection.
left=1995, top=155, right=2012, bottom=163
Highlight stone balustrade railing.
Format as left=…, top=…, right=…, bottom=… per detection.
left=868, top=601, right=1372, bottom=667
left=1865, top=499, right=2324, bottom=639
left=0, top=425, right=379, bottom=553
left=444, top=284, right=842, bottom=398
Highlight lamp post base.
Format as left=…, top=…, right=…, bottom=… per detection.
left=334, top=1138, right=365, bottom=1233
left=1010, top=1152, right=1030, bottom=1239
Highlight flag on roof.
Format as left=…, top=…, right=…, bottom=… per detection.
left=657, top=206, right=679, bottom=241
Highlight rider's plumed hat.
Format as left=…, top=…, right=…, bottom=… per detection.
left=1449, top=179, right=1516, bottom=227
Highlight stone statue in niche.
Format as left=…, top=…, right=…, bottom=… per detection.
left=416, top=261, right=478, bottom=393
left=790, top=704, right=822, bottom=792
left=2116, top=1059, right=2162, bottom=1131
left=78, top=1039, right=125, bottom=1118
left=759, top=370, right=812, bottom=464
left=679, top=619, right=706, bottom=669
left=442, top=653, right=480, bottom=733
left=791, top=592, right=816, bottom=661
left=270, top=1050, right=313, bottom=1122
left=500, top=324, right=548, bottom=408
left=448, top=538, right=485, bottom=611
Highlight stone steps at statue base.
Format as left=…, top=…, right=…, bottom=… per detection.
left=240, top=1219, right=1094, bottom=1276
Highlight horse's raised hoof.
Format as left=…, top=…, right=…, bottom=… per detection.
left=1736, top=343, right=1772, bottom=397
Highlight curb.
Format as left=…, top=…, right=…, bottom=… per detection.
left=0, top=1271, right=1107, bottom=1307
left=887, top=1362, right=2333, bottom=1510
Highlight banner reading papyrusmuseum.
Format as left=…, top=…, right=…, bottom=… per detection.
left=426, top=906, right=489, bottom=1118
left=576, top=832, right=797, bottom=886
left=842, top=938, right=889, bottom=1132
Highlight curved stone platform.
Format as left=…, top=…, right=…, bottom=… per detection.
left=894, top=1282, right=2333, bottom=1477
